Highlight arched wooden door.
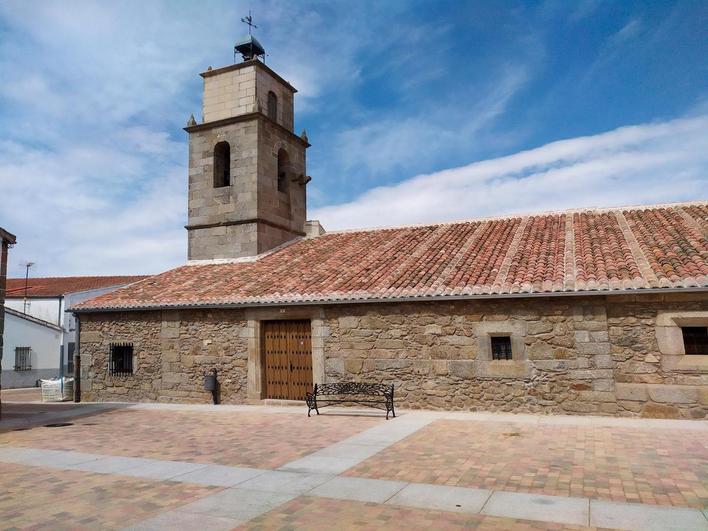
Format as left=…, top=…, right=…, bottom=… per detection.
left=262, top=320, right=313, bottom=400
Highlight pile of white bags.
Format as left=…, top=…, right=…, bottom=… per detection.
left=40, top=377, right=74, bottom=402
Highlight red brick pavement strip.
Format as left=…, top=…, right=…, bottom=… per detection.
left=0, top=408, right=382, bottom=469
left=0, top=462, right=221, bottom=530
left=237, top=496, right=609, bottom=531
left=0, top=388, right=42, bottom=403
left=345, top=419, right=708, bottom=509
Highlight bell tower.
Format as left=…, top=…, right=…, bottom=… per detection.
left=185, top=35, right=311, bottom=261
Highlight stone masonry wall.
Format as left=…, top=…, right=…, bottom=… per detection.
left=322, top=294, right=707, bottom=418
left=323, top=298, right=617, bottom=416
left=81, top=309, right=249, bottom=403
left=607, top=294, right=708, bottom=419
left=79, top=294, right=707, bottom=418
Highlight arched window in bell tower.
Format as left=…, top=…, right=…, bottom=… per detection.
left=213, top=141, right=230, bottom=187
left=267, top=91, right=278, bottom=122
left=277, top=148, right=290, bottom=193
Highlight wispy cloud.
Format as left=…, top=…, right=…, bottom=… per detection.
left=0, top=1, right=704, bottom=278
left=312, top=115, right=708, bottom=230
left=331, top=64, right=529, bottom=183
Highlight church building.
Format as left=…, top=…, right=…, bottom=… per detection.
left=74, top=38, right=708, bottom=419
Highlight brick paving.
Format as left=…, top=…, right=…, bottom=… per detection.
left=0, top=408, right=382, bottom=469
left=239, top=496, right=600, bottom=530
left=346, top=419, right=708, bottom=508
left=0, top=462, right=219, bottom=530
left=1, top=387, right=42, bottom=403
left=1, top=404, right=706, bottom=529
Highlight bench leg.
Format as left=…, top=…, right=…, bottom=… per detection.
left=307, top=400, right=320, bottom=417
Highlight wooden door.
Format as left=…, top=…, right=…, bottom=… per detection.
left=263, top=320, right=313, bottom=400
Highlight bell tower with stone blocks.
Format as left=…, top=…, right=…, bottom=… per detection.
left=185, top=38, right=310, bottom=260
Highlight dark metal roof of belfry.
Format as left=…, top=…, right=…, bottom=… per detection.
left=235, top=35, right=265, bottom=61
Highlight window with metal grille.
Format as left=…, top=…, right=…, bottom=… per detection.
left=14, top=347, right=31, bottom=371
left=109, top=343, right=134, bottom=375
left=681, top=327, right=708, bottom=355
left=491, top=336, right=512, bottom=360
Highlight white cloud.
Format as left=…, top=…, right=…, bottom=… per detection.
left=312, top=115, right=708, bottom=230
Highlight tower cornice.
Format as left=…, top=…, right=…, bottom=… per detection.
left=184, top=112, right=311, bottom=148
left=199, top=59, right=297, bottom=93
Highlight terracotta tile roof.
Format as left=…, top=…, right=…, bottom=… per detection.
left=6, top=276, right=149, bottom=298
left=75, top=202, right=707, bottom=312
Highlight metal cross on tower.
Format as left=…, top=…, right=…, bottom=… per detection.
left=241, top=11, right=257, bottom=35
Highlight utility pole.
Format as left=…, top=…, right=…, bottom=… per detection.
left=22, top=261, right=34, bottom=314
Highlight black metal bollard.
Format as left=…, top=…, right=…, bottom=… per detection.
left=204, top=368, right=219, bottom=404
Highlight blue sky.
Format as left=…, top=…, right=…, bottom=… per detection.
left=0, top=0, right=706, bottom=277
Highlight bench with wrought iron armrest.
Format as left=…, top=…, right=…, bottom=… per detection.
left=305, top=382, right=395, bottom=419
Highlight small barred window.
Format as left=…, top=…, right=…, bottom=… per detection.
left=14, top=347, right=31, bottom=371
left=681, top=327, right=708, bottom=355
left=109, top=343, right=134, bottom=376
left=491, top=336, right=512, bottom=360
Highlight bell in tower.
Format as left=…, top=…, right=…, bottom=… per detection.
left=184, top=20, right=311, bottom=262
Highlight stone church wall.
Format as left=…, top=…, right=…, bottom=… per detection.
left=80, top=309, right=249, bottom=403
left=78, top=293, right=707, bottom=418
left=322, top=294, right=707, bottom=418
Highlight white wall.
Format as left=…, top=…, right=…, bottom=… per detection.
left=5, top=297, right=63, bottom=326
left=1, top=311, right=62, bottom=387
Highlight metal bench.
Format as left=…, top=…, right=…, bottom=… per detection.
left=305, top=382, right=396, bottom=419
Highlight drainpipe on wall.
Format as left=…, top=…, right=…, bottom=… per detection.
left=73, top=313, right=81, bottom=403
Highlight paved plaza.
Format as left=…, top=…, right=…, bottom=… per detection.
left=0, top=389, right=706, bottom=530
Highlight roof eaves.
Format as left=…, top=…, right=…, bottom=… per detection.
left=4, top=307, right=63, bottom=331
left=72, top=285, right=708, bottom=314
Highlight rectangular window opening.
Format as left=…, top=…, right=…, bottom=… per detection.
left=109, top=343, right=134, bottom=376
left=491, top=336, right=513, bottom=361
left=681, top=327, right=708, bottom=355
left=14, top=347, right=31, bottom=371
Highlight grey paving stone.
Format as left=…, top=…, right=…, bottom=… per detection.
left=482, top=491, right=589, bottom=526
left=312, top=442, right=386, bottom=460
left=307, top=476, right=407, bottom=503
left=238, top=470, right=333, bottom=494
left=69, top=455, right=158, bottom=474
left=169, top=464, right=265, bottom=487
left=0, top=447, right=100, bottom=467
left=590, top=500, right=708, bottom=531
left=0, top=447, right=48, bottom=464
left=176, top=487, right=296, bottom=521
left=124, top=510, right=239, bottom=531
left=120, top=460, right=207, bottom=481
left=343, top=423, right=431, bottom=447
left=387, top=483, right=492, bottom=513
left=279, top=454, right=362, bottom=474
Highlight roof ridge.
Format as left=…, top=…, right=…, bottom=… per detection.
left=615, top=210, right=661, bottom=288
left=7, top=274, right=148, bottom=281
left=318, top=200, right=708, bottom=236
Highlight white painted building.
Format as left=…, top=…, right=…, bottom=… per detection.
left=1, top=307, right=62, bottom=388
left=4, top=276, right=148, bottom=381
